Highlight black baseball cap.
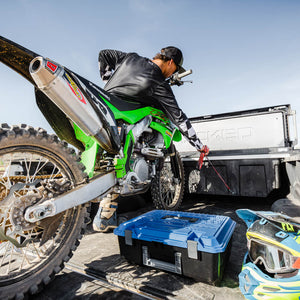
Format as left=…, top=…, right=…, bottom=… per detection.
left=161, top=46, right=185, bottom=73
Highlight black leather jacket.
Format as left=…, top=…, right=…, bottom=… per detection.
left=98, top=49, right=203, bottom=150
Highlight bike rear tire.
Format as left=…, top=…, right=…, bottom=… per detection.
left=0, top=124, right=88, bottom=299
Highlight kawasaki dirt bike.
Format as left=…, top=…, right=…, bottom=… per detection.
left=0, top=36, right=192, bottom=299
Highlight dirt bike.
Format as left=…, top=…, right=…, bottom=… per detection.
left=0, top=36, right=193, bottom=299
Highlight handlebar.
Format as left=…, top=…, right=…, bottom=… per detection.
left=177, top=69, right=192, bottom=79
left=168, top=69, right=193, bottom=86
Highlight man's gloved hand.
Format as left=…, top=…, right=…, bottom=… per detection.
left=199, top=145, right=209, bottom=156
left=198, top=145, right=209, bottom=170
left=101, top=70, right=113, bottom=82
left=99, top=65, right=113, bottom=82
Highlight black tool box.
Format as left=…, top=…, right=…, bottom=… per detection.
left=114, top=210, right=236, bottom=284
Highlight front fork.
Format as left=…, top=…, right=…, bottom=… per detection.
left=169, top=143, right=180, bottom=180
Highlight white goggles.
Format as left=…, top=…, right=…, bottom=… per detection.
left=248, top=239, right=300, bottom=274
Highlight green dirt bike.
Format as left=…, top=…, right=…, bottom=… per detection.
left=0, top=36, right=193, bottom=298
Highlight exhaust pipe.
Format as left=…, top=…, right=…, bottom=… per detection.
left=29, top=56, right=119, bottom=153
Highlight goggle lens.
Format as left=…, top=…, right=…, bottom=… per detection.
left=249, top=239, right=299, bottom=273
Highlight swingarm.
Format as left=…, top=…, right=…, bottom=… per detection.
left=24, top=172, right=116, bottom=223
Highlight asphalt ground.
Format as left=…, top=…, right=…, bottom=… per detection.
left=28, top=193, right=277, bottom=300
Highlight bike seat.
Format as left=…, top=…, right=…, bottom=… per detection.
left=106, top=93, right=147, bottom=111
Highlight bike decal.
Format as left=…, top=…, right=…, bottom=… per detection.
left=46, top=61, right=58, bottom=73
left=281, top=222, right=295, bottom=232
left=295, top=235, right=300, bottom=245
left=149, top=109, right=168, bottom=122
left=165, top=130, right=172, bottom=137
left=65, top=73, right=86, bottom=104
left=294, top=231, right=300, bottom=244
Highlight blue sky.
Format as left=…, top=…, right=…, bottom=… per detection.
left=1, top=0, right=300, bottom=137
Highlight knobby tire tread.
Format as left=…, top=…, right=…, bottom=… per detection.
left=151, top=148, right=185, bottom=211
left=0, top=124, right=89, bottom=300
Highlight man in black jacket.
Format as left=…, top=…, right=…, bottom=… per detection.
left=93, top=46, right=209, bottom=232
left=98, top=46, right=207, bottom=152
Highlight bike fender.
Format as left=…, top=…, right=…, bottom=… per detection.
left=172, top=128, right=182, bottom=142
left=0, top=35, right=39, bottom=86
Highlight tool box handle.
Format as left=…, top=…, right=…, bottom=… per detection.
left=142, top=246, right=182, bottom=274
left=162, top=215, right=198, bottom=223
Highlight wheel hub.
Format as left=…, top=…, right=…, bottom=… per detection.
left=10, top=191, right=42, bottom=230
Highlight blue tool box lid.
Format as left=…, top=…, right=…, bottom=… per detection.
left=114, top=210, right=236, bottom=253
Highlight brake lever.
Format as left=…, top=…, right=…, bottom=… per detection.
left=169, top=79, right=193, bottom=86
left=169, top=79, right=184, bottom=86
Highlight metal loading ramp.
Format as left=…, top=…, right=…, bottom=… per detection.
left=30, top=196, right=273, bottom=300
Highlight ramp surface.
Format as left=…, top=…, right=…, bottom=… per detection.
left=30, top=195, right=271, bottom=300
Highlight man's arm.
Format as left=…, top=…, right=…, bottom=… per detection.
left=98, top=50, right=127, bottom=81
left=177, top=117, right=204, bottom=150
left=153, top=83, right=205, bottom=151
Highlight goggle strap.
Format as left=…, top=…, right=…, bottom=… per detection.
left=256, top=212, right=300, bottom=233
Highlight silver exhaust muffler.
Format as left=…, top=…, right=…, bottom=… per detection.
left=29, top=56, right=119, bottom=153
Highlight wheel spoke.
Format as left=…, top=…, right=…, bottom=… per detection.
left=161, top=162, right=179, bottom=208
left=0, top=125, right=88, bottom=299
left=30, top=157, right=49, bottom=182
left=0, top=151, right=73, bottom=278
left=152, top=150, right=184, bottom=210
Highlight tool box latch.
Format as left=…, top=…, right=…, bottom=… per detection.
left=125, top=230, right=132, bottom=245
left=187, top=240, right=198, bottom=259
